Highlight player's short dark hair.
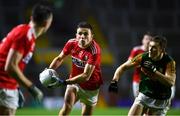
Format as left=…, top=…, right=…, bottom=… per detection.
left=77, top=21, right=93, bottom=33
left=32, top=2, right=52, bottom=26
left=152, top=35, right=167, bottom=51
left=145, top=31, right=153, bottom=37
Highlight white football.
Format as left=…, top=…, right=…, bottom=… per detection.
left=39, top=68, right=59, bottom=87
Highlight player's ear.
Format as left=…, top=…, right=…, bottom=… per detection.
left=91, top=33, right=94, bottom=38
left=41, top=21, right=48, bottom=27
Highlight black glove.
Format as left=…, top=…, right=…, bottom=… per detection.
left=47, top=76, right=67, bottom=88
left=141, top=60, right=157, bottom=73
left=18, top=88, right=25, bottom=108
left=28, top=85, right=43, bottom=103
left=108, top=80, right=118, bottom=93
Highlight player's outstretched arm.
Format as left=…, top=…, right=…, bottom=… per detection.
left=49, top=51, right=67, bottom=70
left=109, top=58, right=139, bottom=93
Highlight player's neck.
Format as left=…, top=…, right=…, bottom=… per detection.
left=29, top=21, right=43, bottom=38
left=142, top=45, right=148, bottom=51
left=153, top=53, right=164, bottom=61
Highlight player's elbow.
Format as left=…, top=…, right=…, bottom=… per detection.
left=119, top=64, right=128, bottom=72
left=169, top=79, right=175, bottom=87
left=82, top=73, right=91, bottom=82
left=4, top=62, right=16, bottom=74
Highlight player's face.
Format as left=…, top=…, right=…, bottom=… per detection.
left=148, top=41, right=163, bottom=60
left=76, top=28, right=93, bottom=49
left=142, top=35, right=151, bottom=48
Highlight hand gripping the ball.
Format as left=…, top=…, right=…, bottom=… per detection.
left=47, top=76, right=67, bottom=88
left=39, top=68, right=66, bottom=88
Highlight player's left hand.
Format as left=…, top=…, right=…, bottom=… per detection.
left=108, top=80, right=118, bottom=93
left=141, top=60, right=157, bottom=73
left=47, top=76, right=67, bottom=88
left=28, top=85, right=43, bottom=103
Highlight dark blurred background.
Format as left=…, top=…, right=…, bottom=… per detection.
left=0, top=0, right=180, bottom=109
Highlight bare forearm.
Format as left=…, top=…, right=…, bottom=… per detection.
left=155, top=71, right=175, bottom=87
left=49, top=57, right=63, bottom=69
left=66, top=73, right=89, bottom=84
left=112, top=66, right=126, bottom=81
left=8, top=66, right=32, bottom=88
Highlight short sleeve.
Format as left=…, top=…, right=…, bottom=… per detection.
left=131, top=53, right=143, bottom=65
left=87, top=53, right=100, bottom=65
left=128, top=48, right=136, bottom=60
left=62, top=39, right=74, bottom=55
left=11, top=32, right=26, bottom=54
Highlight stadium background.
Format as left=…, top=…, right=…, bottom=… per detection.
left=0, top=0, right=180, bottom=114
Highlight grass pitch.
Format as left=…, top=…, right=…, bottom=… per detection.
left=16, top=107, right=180, bottom=115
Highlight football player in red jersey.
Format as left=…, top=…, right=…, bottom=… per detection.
left=128, top=32, right=152, bottom=97
left=0, top=3, right=53, bottom=115
left=48, top=21, right=103, bottom=116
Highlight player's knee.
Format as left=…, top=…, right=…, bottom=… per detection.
left=66, top=103, right=73, bottom=110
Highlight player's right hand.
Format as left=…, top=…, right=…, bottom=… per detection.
left=141, top=60, right=157, bottom=73
left=108, top=80, right=118, bottom=93
left=47, top=76, right=67, bottom=89
left=28, top=85, right=43, bottom=103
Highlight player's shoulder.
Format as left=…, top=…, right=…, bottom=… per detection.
left=133, top=45, right=143, bottom=51
left=164, top=53, right=175, bottom=62
left=89, top=40, right=101, bottom=55
left=7, top=24, right=29, bottom=38
left=12, top=24, right=29, bottom=35
left=67, top=38, right=77, bottom=43
left=14, top=24, right=29, bottom=30
left=68, top=38, right=77, bottom=42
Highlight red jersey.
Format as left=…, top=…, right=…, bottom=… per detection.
left=63, top=39, right=103, bottom=90
left=128, top=46, right=145, bottom=83
left=0, top=24, right=36, bottom=89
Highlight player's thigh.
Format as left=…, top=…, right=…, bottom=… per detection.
left=78, top=87, right=99, bottom=106
left=81, top=103, right=94, bottom=115
left=147, top=108, right=167, bottom=116
left=64, top=85, right=78, bottom=105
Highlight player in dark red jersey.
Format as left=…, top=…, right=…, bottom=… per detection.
left=0, top=3, right=53, bottom=115
left=47, top=21, right=102, bottom=115
left=128, top=33, right=152, bottom=97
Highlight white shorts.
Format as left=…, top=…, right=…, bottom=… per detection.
left=0, top=88, right=19, bottom=109
left=134, top=92, right=171, bottom=115
left=132, top=81, right=139, bottom=98
left=171, top=86, right=175, bottom=99
left=67, top=84, right=99, bottom=106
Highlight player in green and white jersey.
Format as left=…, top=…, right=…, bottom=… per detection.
left=109, top=35, right=176, bottom=115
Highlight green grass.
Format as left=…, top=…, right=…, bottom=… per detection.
left=16, top=107, right=180, bottom=115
